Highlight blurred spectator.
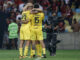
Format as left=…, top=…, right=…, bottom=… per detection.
left=11, top=3, right=18, bottom=12
left=2, top=32, right=9, bottom=49
left=51, top=0, right=58, bottom=13
left=66, top=5, right=73, bottom=25
left=74, top=0, right=80, bottom=8
left=64, top=20, right=73, bottom=32
left=7, top=0, right=13, bottom=5
left=14, top=0, right=23, bottom=6
left=8, top=19, right=18, bottom=49
left=57, top=12, right=62, bottom=17
left=57, top=17, right=65, bottom=32
left=44, top=10, right=48, bottom=22
left=75, top=6, right=80, bottom=14
left=5, top=18, right=11, bottom=32
left=40, top=0, right=50, bottom=10
left=5, top=3, right=12, bottom=12
left=73, top=6, right=80, bottom=23
left=71, top=19, right=80, bottom=32
left=39, top=4, right=43, bottom=10
left=19, top=3, right=25, bottom=12
left=6, top=18, right=11, bottom=25
left=60, top=1, right=67, bottom=17
left=3, top=0, right=8, bottom=11
left=10, top=12, right=16, bottom=21
left=35, top=0, right=42, bottom=3
left=64, top=0, right=70, bottom=4
left=71, top=2, right=76, bottom=12
left=0, top=0, right=4, bottom=5
left=16, top=11, right=22, bottom=23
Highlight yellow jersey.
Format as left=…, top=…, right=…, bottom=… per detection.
left=20, top=11, right=32, bottom=40
left=31, top=12, right=44, bottom=29
left=21, top=11, right=32, bottom=27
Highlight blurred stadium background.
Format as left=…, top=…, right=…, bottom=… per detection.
left=0, top=0, right=80, bottom=60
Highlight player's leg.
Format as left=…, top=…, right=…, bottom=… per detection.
left=30, top=42, right=33, bottom=56
left=19, top=28, right=24, bottom=59
left=39, top=41, right=46, bottom=53
left=19, top=40, right=24, bottom=59
left=36, top=41, right=42, bottom=57
left=36, top=41, right=39, bottom=56
left=38, top=42, right=42, bottom=57
left=30, top=42, right=36, bottom=58
left=31, top=40, right=36, bottom=57
left=23, top=29, right=31, bottom=58
left=37, top=30, right=46, bottom=58
left=23, top=40, right=30, bottom=58
left=30, top=29, right=36, bottom=58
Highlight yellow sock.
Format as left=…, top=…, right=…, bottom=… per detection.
left=30, top=45, right=33, bottom=56
left=24, top=46, right=28, bottom=56
left=39, top=44, right=42, bottom=56
left=42, top=48, right=46, bottom=54
left=36, top=44, right=39, bottom=56
left=30, top=45, right=35, bottom=56
left=19, top=48, right=23, bottom=56
left=31, top=50, right=35, bottom=56
left=32, top=50, right=35, bottom=55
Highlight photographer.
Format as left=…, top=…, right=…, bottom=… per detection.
left=44, top=12, right=59, bottom=56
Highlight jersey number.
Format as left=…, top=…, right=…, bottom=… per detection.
left=35, top=17, right=39, bottom=23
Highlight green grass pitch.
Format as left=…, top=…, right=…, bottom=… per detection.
left=0, top=50, right=80, bottom=60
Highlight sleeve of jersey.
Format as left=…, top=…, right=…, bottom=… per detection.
left=29, top=14, right=33, bottom=21
left=21, top=12, right=26, bottom=21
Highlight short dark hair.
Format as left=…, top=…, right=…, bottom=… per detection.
left=10, top=19, right=16, bottom=22
left=34, top=3, right=39, bottom=8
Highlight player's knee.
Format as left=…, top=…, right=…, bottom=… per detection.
left=36, top=41, right=40, bottom=44
left=32, top=45, right=35, bottom=50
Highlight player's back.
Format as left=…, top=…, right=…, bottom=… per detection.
left=31, top=12, right=44, bottom=29
left=21, top=11, right=31, bottom=28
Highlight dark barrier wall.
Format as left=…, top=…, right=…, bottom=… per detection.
left=57, top=32, right=80, bottom=50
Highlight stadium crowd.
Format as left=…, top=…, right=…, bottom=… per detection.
left=0, top=0, right=80, bottom=50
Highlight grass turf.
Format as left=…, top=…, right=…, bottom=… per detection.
left=0, top=50, right=80, bottom=60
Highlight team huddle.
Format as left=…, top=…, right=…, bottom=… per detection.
left=19, top=3, right=46, bottom=59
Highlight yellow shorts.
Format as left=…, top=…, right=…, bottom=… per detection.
left=20, top=25, right=30, bottom=40
left=31, top=28, right=43, bottom=40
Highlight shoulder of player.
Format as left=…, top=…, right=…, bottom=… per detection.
left=39, top=12, right=44, bottom=16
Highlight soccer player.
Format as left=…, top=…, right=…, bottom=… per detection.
left=30, top=4, right=46, bottom=58
left=19, top=3, right=33, bottom=59
left=31, top=4, right=43, bottom=57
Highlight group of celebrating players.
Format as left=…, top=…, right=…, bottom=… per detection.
left=19, top=3, right=46, bottom=59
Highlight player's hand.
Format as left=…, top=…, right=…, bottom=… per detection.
left=54, top=26, right=59, bottom=30
left=31, top=9, right=38, bottom=14
left=47, top=26, right=51, bottom=29
left=22, top=19, right=30, bottom=24
left=24, top=20, right=29, bottom=24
